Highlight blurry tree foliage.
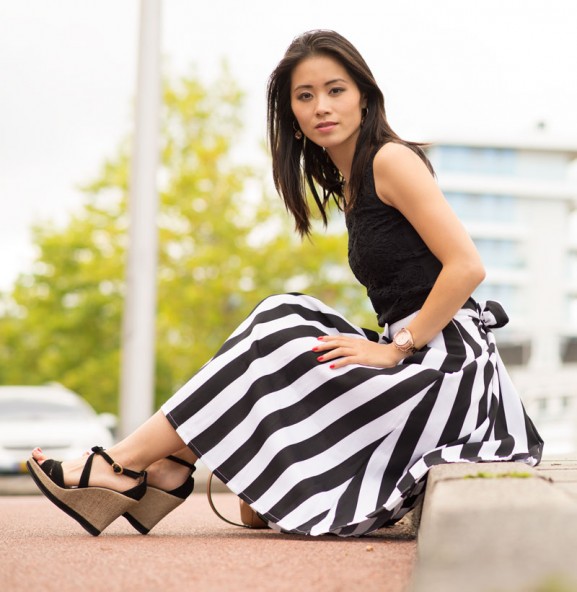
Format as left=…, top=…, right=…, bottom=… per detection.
left=0, top=68, right=374, bottom=413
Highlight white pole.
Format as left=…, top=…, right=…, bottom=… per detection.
left=119, top=0, right=162, bottom=438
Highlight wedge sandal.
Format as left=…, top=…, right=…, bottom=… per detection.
left=123, top=455, right=196, bottom=534
left=27, top=446, right=147, bottom=536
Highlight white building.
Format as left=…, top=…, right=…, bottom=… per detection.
left=427, top=134, right=577, bottom=458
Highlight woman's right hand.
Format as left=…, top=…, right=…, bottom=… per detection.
left=313, top=335, right=410, bottom=370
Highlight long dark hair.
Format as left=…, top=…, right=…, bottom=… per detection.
left=267, top=29, right=434, bottom=237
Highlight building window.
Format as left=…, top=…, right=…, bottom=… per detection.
left=473, top=283, right=522, bottom=318
left=445, top=192, right=517, bottom=224
left=537, top=398, right=548, bottom=414
left=568, top=252, right=577, bottom=283
left=497, top=342, right=531, bottom=366
left=568, top=298, right=577, bottom=328
left=431, top=146, right=516, bottom=176
left=562, top=337, right=577, bottom=363
left=474, top=238, right=524, bottom=270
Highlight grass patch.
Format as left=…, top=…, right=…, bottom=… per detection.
left=463, top=471, right=533, bottom=479
left=534, top=574, right=577, bottom=592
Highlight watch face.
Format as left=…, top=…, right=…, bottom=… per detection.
left=395, top=332, right=410, bottom=346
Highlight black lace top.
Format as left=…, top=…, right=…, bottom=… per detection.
left=346, top=147, right=442, bottom=326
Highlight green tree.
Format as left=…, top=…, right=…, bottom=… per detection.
left=0, top=68, right=374, bottom=413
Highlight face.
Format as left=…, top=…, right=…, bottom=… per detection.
left=290, top=54, right=366, bottom=153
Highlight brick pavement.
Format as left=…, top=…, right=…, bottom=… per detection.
left=0, top=489, right=416, bottom=592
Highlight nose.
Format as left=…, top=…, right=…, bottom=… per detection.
left=315, top=94, right=331, bottom=116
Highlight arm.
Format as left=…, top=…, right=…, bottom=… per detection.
left=372, top=143, right=485, bottom=349
left=315, top=142, right=485, bottom=369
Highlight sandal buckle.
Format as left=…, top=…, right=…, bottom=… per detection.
left=112, top=462, right=124, bottom=475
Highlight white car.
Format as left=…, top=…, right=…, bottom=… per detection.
left=0, top=384, right=116, bottom=474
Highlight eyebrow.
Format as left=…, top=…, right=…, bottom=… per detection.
left=293, top=78, right=349, bottom=92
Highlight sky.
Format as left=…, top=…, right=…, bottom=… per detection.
left=1, top=0, right=576, bottom=290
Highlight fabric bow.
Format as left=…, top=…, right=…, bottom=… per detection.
left=477, top=300, right=509, bottom=329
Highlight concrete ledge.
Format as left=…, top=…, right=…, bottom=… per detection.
left=411, top=462, right=577, bottom=592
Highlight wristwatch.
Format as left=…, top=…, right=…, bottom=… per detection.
left=392, top=327, right=417, bottom=354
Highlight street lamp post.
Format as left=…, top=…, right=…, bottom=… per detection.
left=119, top=0, right=162, bottom=438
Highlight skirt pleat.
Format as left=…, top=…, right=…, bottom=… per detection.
left=162, top=293, right=543, bottom=537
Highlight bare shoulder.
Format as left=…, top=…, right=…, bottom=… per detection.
left=373, top=142, right=427, bottom=176
left=373, top=142, right=434, bottom=207
left=375, top=140, right=416, bottom=159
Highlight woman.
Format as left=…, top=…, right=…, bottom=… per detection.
left=28, top=30, right=543, bottom=537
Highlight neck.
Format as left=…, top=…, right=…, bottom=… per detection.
left=326, top=141, right=356, bottom=185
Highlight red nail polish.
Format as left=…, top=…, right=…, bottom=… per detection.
left=312, top=347, right=318, bottom=352
left=317, top=336, right=324, bottom=341
left=317, top=356, right=324, bottom=362
left=330, top=364, right=335, bottom=369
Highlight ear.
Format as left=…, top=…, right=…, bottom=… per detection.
left=361, top=95, right=368, bottom=109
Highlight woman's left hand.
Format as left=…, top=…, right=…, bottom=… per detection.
left=313, top=335, right=409, bottom=369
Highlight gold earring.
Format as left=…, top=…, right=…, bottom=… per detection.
left=293, top=121, right=303, bottom=140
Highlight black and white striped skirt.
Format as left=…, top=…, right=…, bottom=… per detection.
left=162, top=293, right=543, bottom=537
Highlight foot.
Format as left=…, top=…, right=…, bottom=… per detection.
left=31, top=448, right=191, bottom=493
left=145, top=456, right=194, bottom=492
left=31, top=448, right=143, bottom=492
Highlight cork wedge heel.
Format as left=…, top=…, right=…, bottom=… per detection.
left=27, top=446, right=147, bottom=536
left=123, top=455, right=195, bottom=534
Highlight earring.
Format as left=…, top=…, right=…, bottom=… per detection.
left=293, top=121, right=303, bottom=140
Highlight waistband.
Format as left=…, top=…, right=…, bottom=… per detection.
left=382, top=298, right=509, bottom=341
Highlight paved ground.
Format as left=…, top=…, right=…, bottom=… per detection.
left=536, top=458, right=577, bottom=499
left=3, top=459, right=576, bottom=592
left=0, top=488, right=417, bottom=592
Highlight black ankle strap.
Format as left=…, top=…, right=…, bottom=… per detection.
left=79, top=452, right=96, bottom=488
left=166, top=455, right=196, bottom=472
left=90, top=446, right=146, bottom=480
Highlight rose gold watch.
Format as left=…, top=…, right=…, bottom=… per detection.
left=392, top=327, right=417, bottom=354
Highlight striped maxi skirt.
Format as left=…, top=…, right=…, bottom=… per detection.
left=162, top=292, right=543, bottom=537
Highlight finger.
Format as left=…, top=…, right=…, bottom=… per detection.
left=317, top=334, right=359, bottom=343
left=313, top=341, right=342, bottom=353
left=328, top=355, right=357, bottom=370
left=316, top=346, right=359, bottom=363
left=313, top=336, right=356, bottom=351
left=315, top=348, right=342, bottom=363
left=315, top=335, right=341, bottom=346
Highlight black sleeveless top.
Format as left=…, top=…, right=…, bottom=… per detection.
left=346, top=148, right=442, bottom=326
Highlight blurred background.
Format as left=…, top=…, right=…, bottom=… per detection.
left=1, top=0, right=576, bottom=483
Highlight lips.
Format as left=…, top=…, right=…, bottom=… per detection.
left=315, top=121, right=337, bottom=131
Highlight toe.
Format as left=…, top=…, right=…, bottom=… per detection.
left=32, top=448, right=90, bottom=463
left=32, top=448, right=46, bottom=463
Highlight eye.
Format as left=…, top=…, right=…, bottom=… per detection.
left=329, top=87, right=345, bottom=95
left=296, top=91, right=313, bottom=101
